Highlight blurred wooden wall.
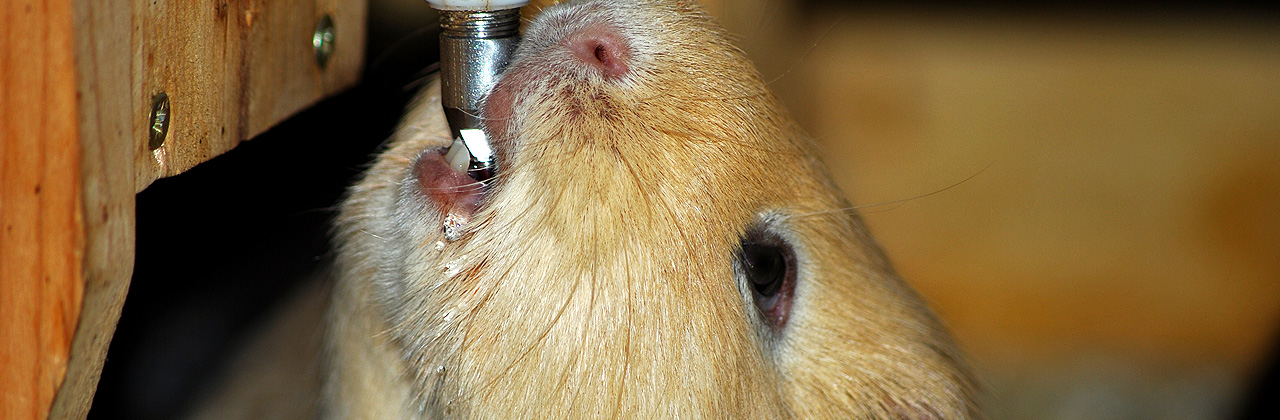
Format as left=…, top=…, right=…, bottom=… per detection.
left=709, top=1, right=1280, bottom=418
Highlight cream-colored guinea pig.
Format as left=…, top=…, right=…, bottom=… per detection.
left=192, top=0, right=976, bottom=418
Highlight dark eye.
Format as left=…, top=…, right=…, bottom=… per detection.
left=737, top=228, right=797, bottom=329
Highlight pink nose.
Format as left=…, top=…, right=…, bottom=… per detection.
left=565, top=25, right=632, bottom=79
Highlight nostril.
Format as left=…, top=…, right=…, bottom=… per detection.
left=567, top=27, right=631, bottom=78
left=593, top=44, right=608, bottom=63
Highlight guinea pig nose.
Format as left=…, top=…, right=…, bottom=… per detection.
left=566, top=26, right=631, bottom=78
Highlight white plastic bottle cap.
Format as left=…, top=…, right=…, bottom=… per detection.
left=425, top=0, right=530, bottom=11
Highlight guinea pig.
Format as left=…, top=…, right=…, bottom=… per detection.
left=325, top=0, right=975, bottom=417
left=190, top=0, right=976, bottom=418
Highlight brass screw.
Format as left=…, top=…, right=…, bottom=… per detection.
left=313, top=15, right=335, bottom=68
left=148, top=92, right=170, bottom=150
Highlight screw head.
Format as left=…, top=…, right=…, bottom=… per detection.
left=313, top=15, right=335, bottom=68
left=148, top=92, right=170, bottom=150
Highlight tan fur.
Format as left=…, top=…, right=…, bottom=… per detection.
left=197, top=0, right=976, bottom=418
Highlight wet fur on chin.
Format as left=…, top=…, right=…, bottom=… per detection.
left=328, top=0, right=977, bottom=418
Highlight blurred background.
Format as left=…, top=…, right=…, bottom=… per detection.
left=90, top=1, right=1280, bottom=419
left=714, top=1, right=1280, bottom=418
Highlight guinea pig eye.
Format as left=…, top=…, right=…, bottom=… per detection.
left=737, top=228, right=797, bottom=329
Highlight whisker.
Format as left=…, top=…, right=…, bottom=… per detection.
left=762, top=15, right=844, bottom=87
left=420, top=183, right=487, bottom=193
left=856, top=202, right=908, bottom=215
left=793, top=163, right=992, bottom=219
left=357, top=229, right=389, bottom=240
left=749, top=0, right=781, bottom=40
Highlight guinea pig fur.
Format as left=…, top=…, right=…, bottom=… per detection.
left=195, top=0, right=978, bottom=419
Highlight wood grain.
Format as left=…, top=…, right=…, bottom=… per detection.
left=43, top=1, right=137, bottom=419
left=1, top=1, right=84, bottom=419
left=3, top=0, right=365, bottom=419
left=133, top=0, right=366, bottom=191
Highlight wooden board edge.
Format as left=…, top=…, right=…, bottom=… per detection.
left=47, top=0, right=138, bottom=418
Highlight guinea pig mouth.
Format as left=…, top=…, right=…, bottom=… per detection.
left=413, top=146, right=487, bottom=234
left=408, top=55, right=524, bottom=241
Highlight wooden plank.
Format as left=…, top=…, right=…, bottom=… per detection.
left=133, top=0, right=366, bottom=191
left=4, top=0, right=365, bottom=419
left=0, top=2, right=85, bottom=420
left=44, top=0, right=136, bottom=419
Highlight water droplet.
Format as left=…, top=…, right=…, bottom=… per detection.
left=443, top=255, right=468, bottom=277
left=442, top=212, right=467, bottom=241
